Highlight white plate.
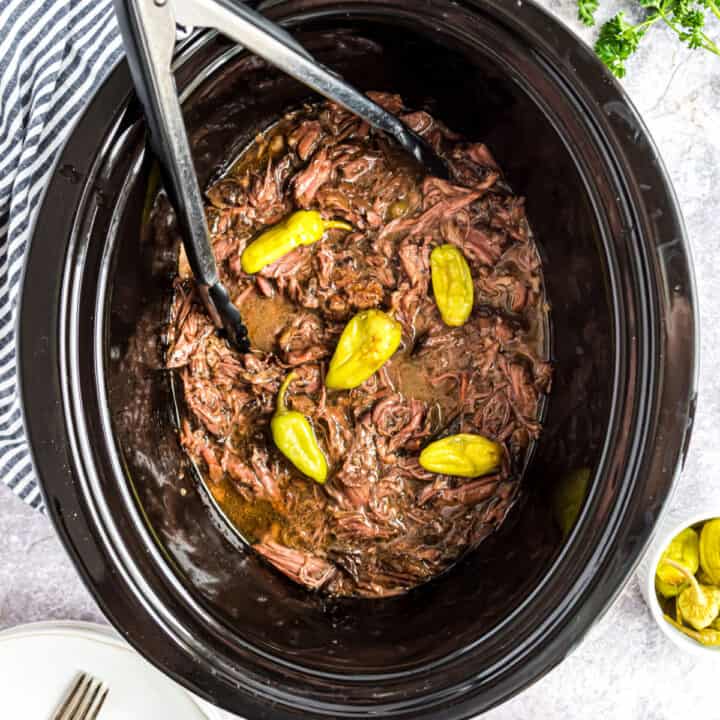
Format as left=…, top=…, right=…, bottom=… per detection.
left=0, top=621, right=221, bottom=719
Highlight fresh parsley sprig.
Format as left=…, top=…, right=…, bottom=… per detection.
left=579, top=0, right=600, bottom=26
left=578, top=0, right=720, bottom=77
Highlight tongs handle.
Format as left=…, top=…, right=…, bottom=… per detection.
left=114, top=0, right=250, bottom=352
left=173, top=0, right=448, bottom=178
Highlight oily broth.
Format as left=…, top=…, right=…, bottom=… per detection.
left=240, top=292, right=297, bottom=354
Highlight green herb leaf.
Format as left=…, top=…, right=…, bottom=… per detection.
left=588, top=0, right=720, bottom=77
left=595, top=12, right=646, bottom=78
left=579, top=0, right=600, bottom=26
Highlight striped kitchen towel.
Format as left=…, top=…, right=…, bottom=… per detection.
left=0, top=0, right=123, bottom=509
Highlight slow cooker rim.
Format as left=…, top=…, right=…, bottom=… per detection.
left=18, top=1, right=698, bottom=717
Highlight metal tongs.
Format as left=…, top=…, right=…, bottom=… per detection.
left=114, top=0, right=447, bottom=352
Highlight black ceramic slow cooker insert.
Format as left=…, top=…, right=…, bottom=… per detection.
left=19, top=1, right=697, bottom=717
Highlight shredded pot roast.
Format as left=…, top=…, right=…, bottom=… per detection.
left=166, top=93, right=551, bottom=598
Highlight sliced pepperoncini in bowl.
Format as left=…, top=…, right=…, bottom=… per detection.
left=645, top=515, right=720, bottom=653
left=663, top=615, right=720, bottom=647
left=662, top=558, right=720, bottom=630
left=699, top=518, right=720, bottom=585
left=655, top=527, right=699, bottom=598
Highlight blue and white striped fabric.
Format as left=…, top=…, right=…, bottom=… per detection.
left=0, top=0, right=123, bottom=509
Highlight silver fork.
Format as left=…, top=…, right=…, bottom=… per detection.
left=50, top=672, right=109, bottom=720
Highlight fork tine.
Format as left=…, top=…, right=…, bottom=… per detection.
left=84, top=686, right=109, bottom=720
left=57, top=673, right=94, bottom=720
left=74, top=678, right=103, bottom=720
left=67, top=675, right=94, bottom=720
left=50, top=673, right=86, bottom=720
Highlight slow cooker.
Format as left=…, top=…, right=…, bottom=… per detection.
left=19, top=0, right=697, bottom=717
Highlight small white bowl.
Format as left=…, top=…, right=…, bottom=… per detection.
left=637, top=509, right=720, bottom=657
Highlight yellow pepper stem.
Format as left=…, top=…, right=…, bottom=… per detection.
left=276, top=371, right=296, bottom=414
left=323, top=219, right=352, bottom=232
left=663, top=558, right=703, bottom=605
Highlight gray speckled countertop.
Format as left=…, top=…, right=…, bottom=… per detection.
left=1, top=1, right=719, bottom=717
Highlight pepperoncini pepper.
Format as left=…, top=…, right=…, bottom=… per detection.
left=655, top=527, right=700, bottom=598
left=419, top=433, right=502, bottom=478
left=271, top=372, right=328, bottom=483
left=325, top=309, right=402, bottom=390
left=430, top=244, right=474, bottom=327
left=241, top=210, right=351, bottom=274
left=664, top=614, right=720, bottom=646
left=662, top=558, right=720, bottom=630
left=552, top=467, right=591, bottom=538
left=699, top=518, right=720, bottom=585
